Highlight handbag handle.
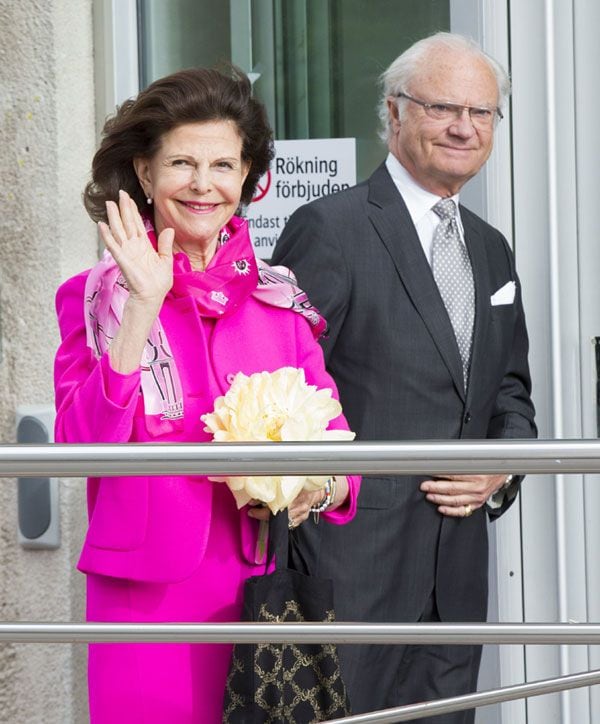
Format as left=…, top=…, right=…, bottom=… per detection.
left=267, top=509, right=290, bottom=571
left=267, top=510, right=313, bottom=575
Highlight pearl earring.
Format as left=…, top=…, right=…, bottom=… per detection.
left=146, top=197, right=153, bottom=205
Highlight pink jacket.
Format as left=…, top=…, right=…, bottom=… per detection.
left=54, top=271, right=360, bottom=583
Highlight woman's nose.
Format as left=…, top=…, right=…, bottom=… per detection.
left=190, top=167, right=211, bottom=192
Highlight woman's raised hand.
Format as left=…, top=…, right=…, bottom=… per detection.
left=98, top=190, right=175, bottom=313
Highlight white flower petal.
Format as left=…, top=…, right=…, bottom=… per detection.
left=228, top=487, right=252, bottom=509
left=201, top=367, right=355, bottom=510
left=279, top=475, right=305, bottom=505
left=322, top=429, right=356, bottom=441
left=246, top=476, right=277, bottom=503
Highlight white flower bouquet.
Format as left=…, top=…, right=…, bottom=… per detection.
left=201, top=367, right=355, bottom=514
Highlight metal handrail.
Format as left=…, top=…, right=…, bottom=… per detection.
left=4, top=439, right=600, bottom=720
left=2, top=622, right=599, bottom=722
left=3, top=439, right=600, bottom=477
left=328, top=669, right=600, bottom=722
left=1, top=622, right=600, bottom=644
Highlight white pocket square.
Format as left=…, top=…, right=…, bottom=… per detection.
left=490, top=281, right=516, bottom=306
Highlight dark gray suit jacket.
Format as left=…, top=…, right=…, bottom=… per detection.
left=272, top=163, right=536, bottom=626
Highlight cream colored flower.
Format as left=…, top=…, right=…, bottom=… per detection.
left=201, top=367, right=355, bottom=513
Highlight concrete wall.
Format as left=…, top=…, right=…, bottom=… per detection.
left=0, top=0, right=97, bottom=720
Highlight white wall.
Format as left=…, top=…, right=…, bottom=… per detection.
left=0, top=0, right=97, bottom=720
left=510, top=0, right=600, bottom=722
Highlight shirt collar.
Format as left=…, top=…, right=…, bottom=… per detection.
left=385, top=152, right=461, bottom=226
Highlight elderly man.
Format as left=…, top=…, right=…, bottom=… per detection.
left=272, top=32, right=536, bottom=721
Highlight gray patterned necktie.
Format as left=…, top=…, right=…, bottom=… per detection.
left=431, top=198, right=475, bottom=388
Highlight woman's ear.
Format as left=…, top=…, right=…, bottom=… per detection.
left=133, top=157, right=152, bottom=198
left=241, top=159, right=251, bottom=185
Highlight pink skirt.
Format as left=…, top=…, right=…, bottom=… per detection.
left=86, top=486, right=265, bottom=723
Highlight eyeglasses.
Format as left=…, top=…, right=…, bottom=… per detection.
left=396, top=92, right=503, bottom=129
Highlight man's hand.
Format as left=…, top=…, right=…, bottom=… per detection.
left=420, top=474, right=509, bottom=517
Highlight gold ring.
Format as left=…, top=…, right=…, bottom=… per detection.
left=463, top=504, right=473, bottom=517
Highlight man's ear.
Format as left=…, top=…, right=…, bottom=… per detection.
left=387, top=98, right=401, bottom=130
left=133, top=157, right=152, bottom=198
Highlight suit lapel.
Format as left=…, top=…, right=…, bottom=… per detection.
left=367, top=165, right=466, bottom=399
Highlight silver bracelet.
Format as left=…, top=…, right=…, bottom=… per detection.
left=502, top=474, right=514, bottom=489
left=311, top=477, right=336, bottom=523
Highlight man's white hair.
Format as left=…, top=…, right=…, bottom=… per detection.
left=378, top=32, right=511, bottom=143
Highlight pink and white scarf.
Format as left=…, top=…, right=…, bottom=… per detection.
left=84, top=215, right=326, bottom=423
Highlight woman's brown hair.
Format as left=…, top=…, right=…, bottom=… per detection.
left=83, top=66, right=274, bottom=221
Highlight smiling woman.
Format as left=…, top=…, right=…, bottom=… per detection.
left=53, top=66, right=361, bottom=723
left=133, top=120, right=250, bottom=270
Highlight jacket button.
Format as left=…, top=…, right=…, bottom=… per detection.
left=463, top=412, right=472, bottom=424
left=226, top=373, right=236, bottom=384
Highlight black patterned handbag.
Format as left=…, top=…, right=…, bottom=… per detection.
left=223, top=510, right=351, bottom=723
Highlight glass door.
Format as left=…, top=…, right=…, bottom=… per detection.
left=138, top=0, right=450, bottom=180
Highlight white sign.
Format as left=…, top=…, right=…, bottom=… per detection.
left=246, top=138, right=356, bottom=258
